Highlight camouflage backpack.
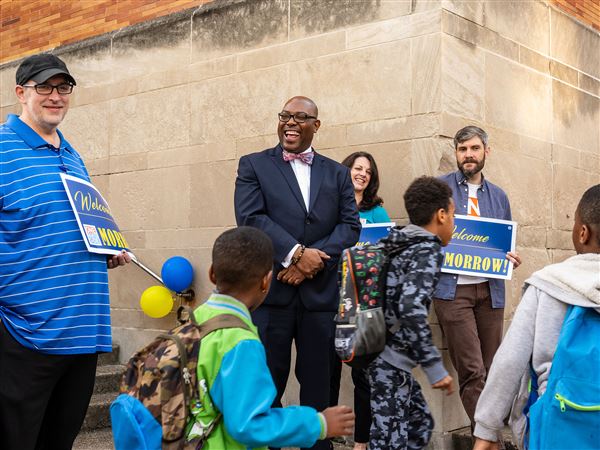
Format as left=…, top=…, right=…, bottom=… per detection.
left=334, top=244, right=391, bottom=369
left=110, top=309, right=249, bottom=450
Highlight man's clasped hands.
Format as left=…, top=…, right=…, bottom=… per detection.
left=278, top=247, right=330, bottom=286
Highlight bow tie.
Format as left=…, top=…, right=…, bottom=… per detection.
left=282, top=150, right=314, bottom=165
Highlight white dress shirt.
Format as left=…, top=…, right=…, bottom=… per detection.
left=282, top=147, right=313, bottom=267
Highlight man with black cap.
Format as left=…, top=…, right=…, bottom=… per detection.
left=0, top=53, right=130, bottom=449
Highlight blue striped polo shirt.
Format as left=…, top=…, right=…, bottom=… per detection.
left=0, top=114, right=111, bottom=354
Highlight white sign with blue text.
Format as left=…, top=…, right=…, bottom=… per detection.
left=442, top=214, right=517, bottom=280
left=61, top=173, right=133, bottom=257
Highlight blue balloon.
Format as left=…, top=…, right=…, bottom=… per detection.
left=161, top=256, right=194, bottom=292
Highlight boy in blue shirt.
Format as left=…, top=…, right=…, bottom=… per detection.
left=191, top=226, right=355, bottom=449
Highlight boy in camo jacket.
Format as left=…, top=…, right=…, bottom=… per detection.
left=369, top=177, right=456, bottom=450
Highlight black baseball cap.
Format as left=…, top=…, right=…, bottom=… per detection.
left=16, top=54, right=76, bottom=86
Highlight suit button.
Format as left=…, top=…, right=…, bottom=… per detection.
left=305, top=218, right=311, bottom=224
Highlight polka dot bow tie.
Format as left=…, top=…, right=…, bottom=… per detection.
left=282, top=150, right=314, bottom=165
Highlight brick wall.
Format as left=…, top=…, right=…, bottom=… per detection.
left=553, top=0, right=600, bottom=31
left=0, top=0, right=210, bottom=64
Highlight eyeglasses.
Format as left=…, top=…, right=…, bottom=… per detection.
left=21, top=83, right=74, bottom=95
left=278, top=112, right=317, bottom=123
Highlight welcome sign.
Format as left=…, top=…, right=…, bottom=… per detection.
left=442, top=215, right=517, bottom=280
left=61, top=173, right=133, bottom=257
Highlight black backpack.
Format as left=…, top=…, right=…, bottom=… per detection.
left=334, top=244, right=391, bottom=369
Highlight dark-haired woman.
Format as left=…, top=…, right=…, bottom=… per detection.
left=342, top=152, right=390, bottom=225
left=331, top=151, right=390, bottom=450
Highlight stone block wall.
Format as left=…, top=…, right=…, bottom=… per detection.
left=1, top=0, right=598, bottom=443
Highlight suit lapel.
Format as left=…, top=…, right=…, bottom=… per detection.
left=309, top=152, right=324, bottom=213
left=270, top=145, right=307, bottom=213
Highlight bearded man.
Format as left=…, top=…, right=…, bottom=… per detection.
left=434, top=126, right=522, bottom=433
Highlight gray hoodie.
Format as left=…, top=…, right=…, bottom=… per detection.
left=473, top=253, right=600, bottom=447
left=378, top=224, right=448, bottom=385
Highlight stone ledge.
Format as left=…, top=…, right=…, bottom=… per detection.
left=346, top=114, right=439, bottom=146
left=347, top=9, right=441, bottom=50
left=519, top=45, right=550, bottom=74
left=442, top=10, right=519, bottom=61
left=579, top=72, right=600, bottom=97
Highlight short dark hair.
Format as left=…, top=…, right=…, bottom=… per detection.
left=341, top=151, right=384, bottom=211
left=577, top=184, right=600, bottom=245
left=212, top=227, right=273, bottom=289
left=454, top=126, right=488, bottom=149
left=403, top=176, right=453, bottom=226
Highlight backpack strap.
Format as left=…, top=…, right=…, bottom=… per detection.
left=178, top=305, right=251, bottom=331
left=196, top=313, right=251, bottom=338
left=522, top=362, right=539, bottom=450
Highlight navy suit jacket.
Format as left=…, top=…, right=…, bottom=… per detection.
left=234, top=144, right=361, bottom=311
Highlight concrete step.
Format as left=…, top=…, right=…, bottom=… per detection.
left=98, top=344, right=120, bottom=366
left=74, top=428, right=114, bottom=450
left=81, top=392, right=118, bottom=432
left=81, top=346, right=124, bottom=432
left=93, top=364, right=124, bottom=395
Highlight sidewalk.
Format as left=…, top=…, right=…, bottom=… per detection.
left=75, top=427, right=520, bottom=449
left=74, top=429, right=355, bottom=450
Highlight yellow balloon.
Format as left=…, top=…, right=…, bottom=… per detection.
left=140, top=286, right=173, bottom=318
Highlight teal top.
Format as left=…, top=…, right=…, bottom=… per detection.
left=359, top=205, right=391, bottom=224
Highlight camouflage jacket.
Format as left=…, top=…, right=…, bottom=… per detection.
left=378, top=224, right=449, bottom=384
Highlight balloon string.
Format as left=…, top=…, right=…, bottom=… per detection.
left=132, top=259, right=164, bottom=285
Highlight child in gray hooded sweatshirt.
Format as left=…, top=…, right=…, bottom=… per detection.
left=369, top=177, right=455, bottom=450
left=473, top=184, right=600, bottom=450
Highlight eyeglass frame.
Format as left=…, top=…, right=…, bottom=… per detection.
left=278, top=112, right=318, bottom=123
left=20, top=83, right=74, bottom=95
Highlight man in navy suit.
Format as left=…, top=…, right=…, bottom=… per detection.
left=235, top=96, right=361, bottom=450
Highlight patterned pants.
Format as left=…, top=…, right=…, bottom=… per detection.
left=368, top=358, right=434, bottom=450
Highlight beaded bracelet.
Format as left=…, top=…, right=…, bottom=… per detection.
left=291, top=245, right=306, bottom=265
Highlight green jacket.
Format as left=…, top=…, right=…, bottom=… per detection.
left=192, top=293, right=324, bottom=450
